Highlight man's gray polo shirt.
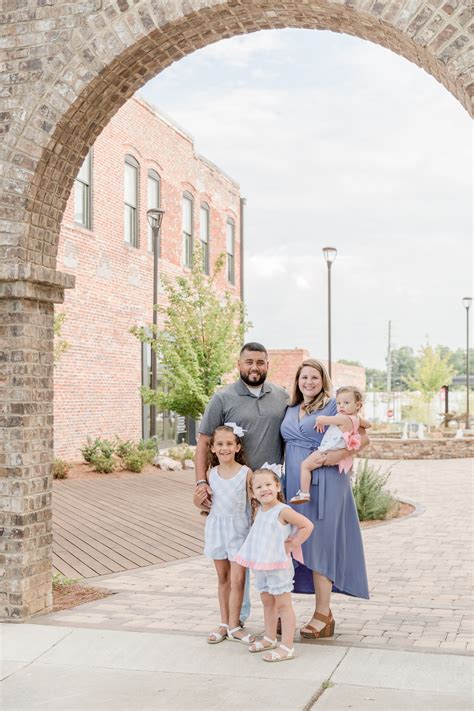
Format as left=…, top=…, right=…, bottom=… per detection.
left=199, top=379, right=289, bottom=470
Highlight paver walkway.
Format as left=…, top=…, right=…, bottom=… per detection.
left=45, top=459, right=473, bottom=655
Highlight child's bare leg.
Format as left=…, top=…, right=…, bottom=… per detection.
left=210, top=560, right=230, bottom=637
left=299, top=461, right=312, bottom=494
left=261, top=591, right=278, bottom=639
left=228, top=562, right=252, bottom=640
left=262, top=592, right=295, bottom=660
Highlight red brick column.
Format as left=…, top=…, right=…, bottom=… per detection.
left=0, top=274, right=71, bottom=620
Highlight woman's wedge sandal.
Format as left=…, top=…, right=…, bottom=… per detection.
left=207, top=623, right=228, bottom=644
left=300, top=610, right=335, bottom=639
left=262, top=644, right=295, bottom=662
left=248, top=636, right=277, bottom=653
left=227, top=626, right=255, bottom=644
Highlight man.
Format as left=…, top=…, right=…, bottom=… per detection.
left=194, top=342, right=289, bottom=624
left=194, top=342, right=288, bottom=504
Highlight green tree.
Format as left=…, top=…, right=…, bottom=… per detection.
left=405, top=345, right=455, bottom=429
left=390, top=346, right=416, bottom=390
left=436, top=345, right=474, bottom=382
left=131, top=249, right=250, bottom=419
left=365, top=368, right=386, bottom=391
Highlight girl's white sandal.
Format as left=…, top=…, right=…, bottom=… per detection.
left=227, top=626, right=255, bottom=644
left=249, top=636, right=277, bottom=653
left=263, top=644, right=295, bottom=662
left=207, top=623, right=228, bottom=644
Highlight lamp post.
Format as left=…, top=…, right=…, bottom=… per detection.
left=147, top=208, right=165, bottom=438
left=322, top=247, right=337, bottom=378
left=462, top=296, right=472, bottom=429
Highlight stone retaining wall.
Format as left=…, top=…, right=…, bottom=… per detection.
left=359, top=438, right=473, bottom=460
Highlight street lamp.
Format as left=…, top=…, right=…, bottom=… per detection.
left=462, top=296, right=472, bottom=429
left=147, top=208, right=165, bottom=438
left=322, top=247, right=337, bottom=378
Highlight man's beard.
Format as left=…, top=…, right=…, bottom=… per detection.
left=240, top=371, right=267, bottom=387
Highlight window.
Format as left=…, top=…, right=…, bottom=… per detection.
left=226, top=218, right=235, bottom=284
left=182, top=192, right=193, bottom=268
left=200, top=203, right=210, bottom=274
left=147, top=170, right=161, bottom=253
left=124, top=155, right=139, bottom=246
left=74, top=150, right=92, bottom=228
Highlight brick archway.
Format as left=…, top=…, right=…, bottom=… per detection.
left=1, top=0, right=471, bottom=619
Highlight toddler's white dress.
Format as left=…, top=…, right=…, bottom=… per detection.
left=204, top=465, right=250, bottom=560
left=235, top=502, right=296, bottom=595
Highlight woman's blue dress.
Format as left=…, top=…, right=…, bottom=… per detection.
left=281, top=399, right=369, bottom=599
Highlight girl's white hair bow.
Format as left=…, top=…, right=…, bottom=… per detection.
left=224, top=422, right=246, bottom=437
left=261, top=462, right=283, bottom=479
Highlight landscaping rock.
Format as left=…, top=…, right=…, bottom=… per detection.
left=184, top=459, right=194, bottom=469
left=153, top=456, right=183, bottom=471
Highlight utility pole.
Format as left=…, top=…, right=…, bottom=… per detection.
left=386, top=320, right=392, bottom=392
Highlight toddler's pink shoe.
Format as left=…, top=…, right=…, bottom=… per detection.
left=289, top=490, right=311, bottom=505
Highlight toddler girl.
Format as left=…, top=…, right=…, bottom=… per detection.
left=235, top=466, right=313, bottom=662
left=203, top=424, right=254, bottom=645
left=290, top=385, right=371, bottom=504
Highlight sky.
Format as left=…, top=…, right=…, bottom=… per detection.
left=139, top=28, right=472, bottom=370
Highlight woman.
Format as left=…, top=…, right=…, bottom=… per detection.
left=281, top=359, right=369, bottom=639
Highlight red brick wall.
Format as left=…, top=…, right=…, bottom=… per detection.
left=268, top=349, right=366, bottom=395
left=54, top=97, right=242, bottom=459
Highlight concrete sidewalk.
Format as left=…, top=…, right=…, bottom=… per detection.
left=1, top=623, right=472, bottom=710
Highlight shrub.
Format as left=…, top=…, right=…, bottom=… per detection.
left=80, top=437, right=101, bottom=463
left=81, top=437, right=116, bottom=464
left=167, top=443, right=195, bottom=463
left=114, top=437, right=134, bottom=460
left=90, top=453, right=116, bottom=474
left=138, top=438, right=159, bottom=454
left=122, top=449, right=153, bottom=473
left=52, top=572, right=78, bottom=588
left=352, top=460, right=398, bottom=521
left=53, top=459, right=70, bottom=479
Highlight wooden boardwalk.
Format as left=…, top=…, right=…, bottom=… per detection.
left=52, top=469, right=205, bottom=580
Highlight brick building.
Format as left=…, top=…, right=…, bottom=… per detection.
left=268, top=349, right=366, bottom=394
left=54, top=97, right=243, bottom=459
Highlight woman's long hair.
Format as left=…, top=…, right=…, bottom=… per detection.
left=289, top=358, right=333, bottom=415
left=206, top=425, right=247, bottom=470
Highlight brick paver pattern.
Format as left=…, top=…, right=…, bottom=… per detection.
left=41, top=459, right=473, bottom=654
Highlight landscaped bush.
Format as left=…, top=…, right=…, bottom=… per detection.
left=114, top=437, right=134, bottom=460
left=121, top=448, right=154, bottom=472
left=352, top=460, right=398, bottom=521
left=80, top=437, right=102, bottom=463
left=167, top=443, right=195, bottom=463
left=90, top=453, right=116, bottom=474
left=53, top=459, right=70, bottom=479
left=138, top=438, right=159, bottom=454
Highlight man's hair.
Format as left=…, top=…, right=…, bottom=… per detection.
left=239, top=342, right=268, bottom=357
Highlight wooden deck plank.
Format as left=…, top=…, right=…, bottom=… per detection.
left=52, top=469, right=206, bottom=579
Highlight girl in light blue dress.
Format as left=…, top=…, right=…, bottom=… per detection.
left=202, top=424, right=254, bottom=646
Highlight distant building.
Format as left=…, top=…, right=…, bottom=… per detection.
left=54, top=97, right=243, bottom=459
left=268, top=349, right=366, bottom=394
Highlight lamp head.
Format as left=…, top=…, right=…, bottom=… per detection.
left=462, top=296, right=472, bottom=310
left=322, top=246, right=337, bottom=265
left=147, top=208, right=165, bottom=230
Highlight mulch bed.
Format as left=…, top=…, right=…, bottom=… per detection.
left=52, top=582, right=114, bottom=612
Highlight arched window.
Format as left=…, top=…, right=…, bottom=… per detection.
left=124, top=155, right=139, bottom=246
left=182, top=192, right=193, bottom=268
left=226, top=217, right=235, bottom=284
left=74, top=149, right=92, bottom=229
left=147, top=169, right=160, bottom=253
left=200, top=202, right=210, bottom=274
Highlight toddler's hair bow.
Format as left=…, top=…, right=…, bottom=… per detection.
left=224, top=422, right=246, bottom=437
left=261, top=462, right=283, bottom=479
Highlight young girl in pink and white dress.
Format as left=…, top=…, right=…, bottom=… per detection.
left=290, top=386, right=371, bottom=505
left=235, top=466, right=313, bottom=662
